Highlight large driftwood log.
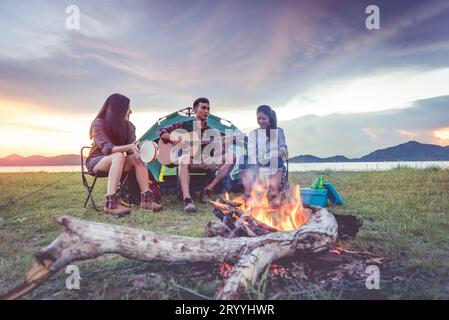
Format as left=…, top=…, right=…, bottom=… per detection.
left=2, top=207, right=337, bottom=300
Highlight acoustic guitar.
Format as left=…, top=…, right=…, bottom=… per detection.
left=157, top=130, right=207, bottom=167
left=157, top=129, right=244, bottom=167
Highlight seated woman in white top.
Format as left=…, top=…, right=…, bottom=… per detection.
left=239, top=105, right=288, bottom=205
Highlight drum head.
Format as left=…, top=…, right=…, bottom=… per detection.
left=140, top=140, right=158, bottom=163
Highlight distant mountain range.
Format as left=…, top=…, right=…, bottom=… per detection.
left=0, top=154, right=81, bottom=166
left=289, top=141, right=449, bottom=163
left=1, top=141, right=449, bottom=166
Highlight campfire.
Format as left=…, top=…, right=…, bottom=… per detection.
left=207, top=183, right=313, bottom=238
left=203, top=184, right=362, bottom=299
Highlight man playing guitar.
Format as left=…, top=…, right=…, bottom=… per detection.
left=157, top=97, right=237, bottom=213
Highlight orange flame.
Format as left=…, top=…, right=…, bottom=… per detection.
left=232, top=183, right=309, bottom=232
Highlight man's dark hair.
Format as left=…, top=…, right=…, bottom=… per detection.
left=193, top=97, right=210, bottom=109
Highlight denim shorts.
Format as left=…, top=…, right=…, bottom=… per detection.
left=86, top=154, right=106, bottom=175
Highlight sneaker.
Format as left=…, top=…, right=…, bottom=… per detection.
left=183, top=198, right=196, bottom=213
left=201, top=188, right=212, bottom=203
left=104, top=194, right=131, bottom=216
left=140, top=190, right=163, bottom=212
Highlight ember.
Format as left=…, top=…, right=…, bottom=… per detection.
left=330, top=248, right=343, bottom=255
left=219, top=262, right=233, bottom=277
left=219, top=262, right=287, bottom=278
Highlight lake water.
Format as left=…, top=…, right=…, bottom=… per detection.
left=289, top=161, right=449, bottom=172
left=1, top=161, right=449, bottom=173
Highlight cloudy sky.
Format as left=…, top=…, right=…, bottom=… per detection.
left=0, top=0, right=448, bottom=157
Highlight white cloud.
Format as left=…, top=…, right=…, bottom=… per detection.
left=278, top=67, right=449, bottom=119
left=279, top=95, right=449, bottom=157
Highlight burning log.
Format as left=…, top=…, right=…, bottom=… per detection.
left=1, top=205, right=338, bottom=300
left=209, top=200, right=278, bottom=237
left=206, top=208, right=362, bottom=241
left=216, top=197, right=242, bottom=208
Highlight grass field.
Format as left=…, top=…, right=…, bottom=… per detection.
left=0, top=167, right=448, bottom=299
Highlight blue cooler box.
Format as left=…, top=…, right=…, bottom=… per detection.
left=300, top=188, right=328, bottom=206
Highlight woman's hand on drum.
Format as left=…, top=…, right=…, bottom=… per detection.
left=128, top=141, right=141, bottom=158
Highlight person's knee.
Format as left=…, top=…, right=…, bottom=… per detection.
left=111, top=152, right=126, bottom=163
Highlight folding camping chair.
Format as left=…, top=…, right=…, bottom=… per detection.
left=81, top=146, right=130, bottom=211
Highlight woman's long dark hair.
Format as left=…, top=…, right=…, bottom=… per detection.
left=257, top=105, right=277, bottom=138
left=90, top=93, right=131, bottom=145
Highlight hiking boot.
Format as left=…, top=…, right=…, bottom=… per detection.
left=183, top=198, right=196, bottom=213
left=104, top=194, right=131, bottom=217
left=201, top=188, right=212, bottom=203
left=140, top=190, right=163, bottom=212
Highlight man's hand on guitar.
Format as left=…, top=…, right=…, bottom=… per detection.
left=169, top=134, right=183, bottom=144
left=161, top=132, right=182, bottom=144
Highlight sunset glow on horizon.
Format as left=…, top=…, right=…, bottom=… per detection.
left=434, top=127, right=449, bottom=145
left=0, top=100, right=169, bottom=157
